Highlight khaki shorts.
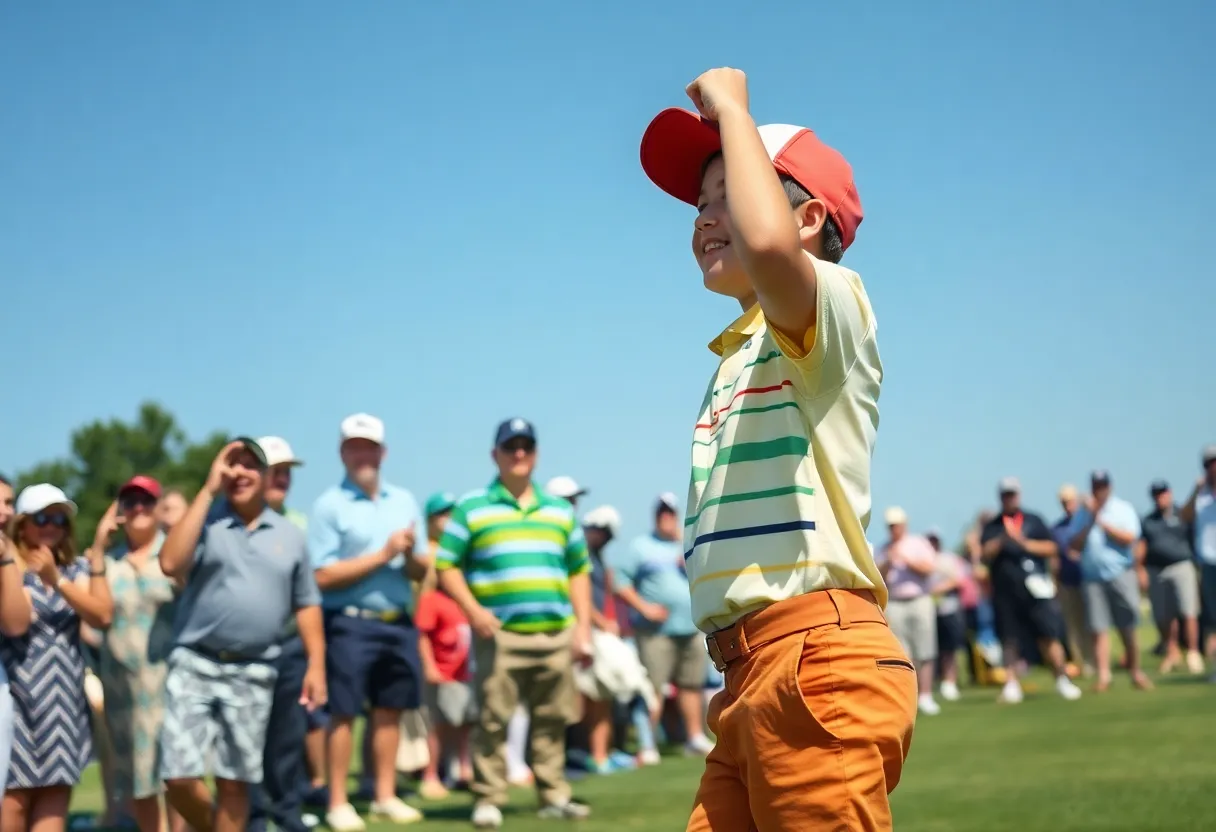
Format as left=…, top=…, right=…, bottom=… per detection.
left=637, top=633, right=708, bottom=691
left=425, top=680, right=477, bottom=727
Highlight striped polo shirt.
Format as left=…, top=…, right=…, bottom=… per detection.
left=685, top=253, right=888, bottom=633
left=434, top=480, right=590, bottom=634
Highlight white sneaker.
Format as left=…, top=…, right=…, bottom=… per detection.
left=997, top=680, right=1023, bottom=704
left=472, top=803, right=503, bottom=829
left=1187, top=651, right=1205, bottom=675
left=537, top=800, right=592, bottom=820
left=301, top=814, right=320, bottom=829
left=369, top=796, right=423, bottom=825
left=1055, top=675, right=1082, bottom=701
left=684, top=734, right=715, bottom=756
left=326, top=804, right=366, bottom=832
left=917, top=694, right=941, bottom=715
left=939, top=680, right=961, bottom=701
left=637, top=748, right=661, bottom=766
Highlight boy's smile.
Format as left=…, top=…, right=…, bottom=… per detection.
left=693, top=155, right=751, bottom=301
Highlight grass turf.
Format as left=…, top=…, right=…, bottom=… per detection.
left=68, top=667, right=1215, bottom=830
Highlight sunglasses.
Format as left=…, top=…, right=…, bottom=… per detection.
left=120, top=492, right=158, bottom=511
left=30, top=511, right=69, bottom=528
left=498, top=439, right=536, bottom=455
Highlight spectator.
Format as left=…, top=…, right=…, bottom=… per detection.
left=980, top=478, right=1081, bottom=703
left=248, top=437, right=316, bottom=832
left=308, top=414, right=427, bottom=830
left=1139, top=479, right=1203, bottom=675
left=156, top=489, right=188, bottom=532
left=876, top=508, right=940, bottom=715
left=1180, top=444, right=1216, bottom=681
left=1052, top=485, right=1093, bottom=677
left=0, top=474, right=32, bottom=803
left=415, top=495, right=474, bottom=799
left=1, top=484, right=113, bottom=832
left=435, top=418, right=593, bottom=829
left=613, top=493, right=713, bottom=752
left=96, top=477, right=180, bottom=832
left=1067, top=470, right=1150, bottom=692
left=927, top=528, right=966, bottom=702
left=158, top=439, right=327, bottom=832
left=545, top=476, right=587, bottom=510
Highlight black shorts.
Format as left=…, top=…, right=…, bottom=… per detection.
left=992, top=578, right=1063, bottom=645
left=324, top=612, right=422, bottom=717
left=936, top=611, right=967, bottom=654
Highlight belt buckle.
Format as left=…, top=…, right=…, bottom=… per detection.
left=705, top=634, right=727, bottom=673
left=378, top=610, right=395, bottom=622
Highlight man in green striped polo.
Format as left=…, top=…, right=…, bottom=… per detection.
left=435, top=418, right=593, bottom=830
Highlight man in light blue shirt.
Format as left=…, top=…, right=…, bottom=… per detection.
left=1068, top=470, right=1150, bottom=691
left=611, top=493, right=712, bottom=756
left=307, top=414, right=427, bottom=829
left=1180, top=444, right=1216, bottom=681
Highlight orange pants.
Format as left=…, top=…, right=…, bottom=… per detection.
left=687, top=589, right=918, bottom=832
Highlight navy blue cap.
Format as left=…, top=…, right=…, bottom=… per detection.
left=1149, top=479, right=1170, bottom=496
left=494, top=418, right=536, bottom=447
left=1091, top=469, right=1112, bottom=486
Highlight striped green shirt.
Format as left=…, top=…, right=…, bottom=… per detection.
left=434, top=480, right=590, bottom=634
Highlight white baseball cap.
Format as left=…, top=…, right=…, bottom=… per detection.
left=15, top=483, right=78, bottom=518
left=582, top=505, right=622, bottom=536
left=340, top=413, right=385, bottom=445
left=546, top=476, right=586, bottom=500
left=884, top=506, right=908, bottom=526
left=257, top=436, right=304, bottom=468
left=656, top=492, right=680, bottom=512
left=998, top=476, right=1021, bottom=495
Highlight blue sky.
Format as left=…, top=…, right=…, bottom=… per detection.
left=2, top=2, right=1213, bottom=546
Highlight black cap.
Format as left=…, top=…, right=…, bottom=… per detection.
left=1091, top=469, right=1112, bottom=487
left=231, top=436, right=268, bottom=468
left=1149, top=479, right=1170, bottom=497
left=494, top=418, right=536, bottom=448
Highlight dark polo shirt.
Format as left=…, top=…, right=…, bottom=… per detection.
left=1141, top=507, right=1194, bottom=568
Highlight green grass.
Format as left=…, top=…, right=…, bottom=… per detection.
left=69, top=667, right=1216, bottom=830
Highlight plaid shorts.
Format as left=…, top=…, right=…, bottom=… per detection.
left=159, top=647, right=277, bottom=784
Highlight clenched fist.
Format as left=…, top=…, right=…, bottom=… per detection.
left=686, top=67, right=749, bottom=122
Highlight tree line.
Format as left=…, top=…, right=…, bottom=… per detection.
left=10, top=402, right=228, bottom=547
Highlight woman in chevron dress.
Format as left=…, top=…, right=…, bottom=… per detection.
left=0, top=485, right=114, bottom=832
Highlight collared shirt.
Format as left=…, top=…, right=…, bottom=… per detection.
left=1141, top=507, right=1194, bottom=568
left=275, top=507, right=307, bottom=637
left=172, top=501, right=320, bottom=658
left=1052, top=514, right=1083, bottom=587
left=614, top=533, right=696, bottom=637
left=1194, top=489, right=1216, bottom=564
left=684, top=254, right=886, bottom=633
left=1070, top=496, right=1141, bottom=582
left=875, top=534, right=937, bottom=601
left=308, top=478, right=421, bottom=613
left=434, top=479, right=590, bottom=634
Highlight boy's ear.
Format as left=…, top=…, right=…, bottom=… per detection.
left=795, top=199, right=829, bottom=251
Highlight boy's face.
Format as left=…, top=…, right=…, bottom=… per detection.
left=693, top=155, right=752, bottom=300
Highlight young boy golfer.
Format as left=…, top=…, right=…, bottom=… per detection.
left=640, top=67, right=917, bottom=831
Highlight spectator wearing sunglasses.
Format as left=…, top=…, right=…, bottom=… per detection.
left=0, top=474, right=33, bottom=800
left=94, top=476, right=181, bottom=832
left=0, top=483, right=114, bottom=832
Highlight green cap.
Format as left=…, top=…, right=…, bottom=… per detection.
left=425, top=491, right=457, bottom=518
left=231, top=437, right=269, bottom=468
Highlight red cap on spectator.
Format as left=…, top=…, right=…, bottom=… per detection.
left=119, top=475, right=162, bottom=500
left=640, top=108, right=863, bottom=251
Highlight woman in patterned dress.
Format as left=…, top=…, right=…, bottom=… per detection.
left=0, top=474, right=34, bottom=791
left=95, top=476, right=181, bottom=832
left=0, top=484, right=114, bottom=832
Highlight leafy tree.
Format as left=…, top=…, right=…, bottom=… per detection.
left=14, top=402, right=228, bottom=548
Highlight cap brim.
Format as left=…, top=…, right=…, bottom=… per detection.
left=640, top=108, right=723, bottom=206
left=233, top=437, right=269, bottom=468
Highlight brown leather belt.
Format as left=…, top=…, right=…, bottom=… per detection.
left=705, top=589, right=885, bottom=673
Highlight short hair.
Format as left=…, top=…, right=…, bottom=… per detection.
left=0, top=474, right=10, bottom=487
left=701, top=150, right=843, bottom=263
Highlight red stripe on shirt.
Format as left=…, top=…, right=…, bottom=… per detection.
left=695, top=380, right=794, bottom=429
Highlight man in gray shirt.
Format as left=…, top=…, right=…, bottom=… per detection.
left=159, top=439, right=327, bottom=832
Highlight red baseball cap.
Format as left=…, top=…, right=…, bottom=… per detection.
left=119, top=475, right=162, bottom=500
left=639, top=108, right=863, bottom=251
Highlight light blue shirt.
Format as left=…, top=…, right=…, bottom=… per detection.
left=1070, top=495, right=1141, bottom=583
left=1194, top=489, right=1216, bottom=565
left=308, top=478, right=421, bottom=613
left=613, top=533, right=696, bottom=637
